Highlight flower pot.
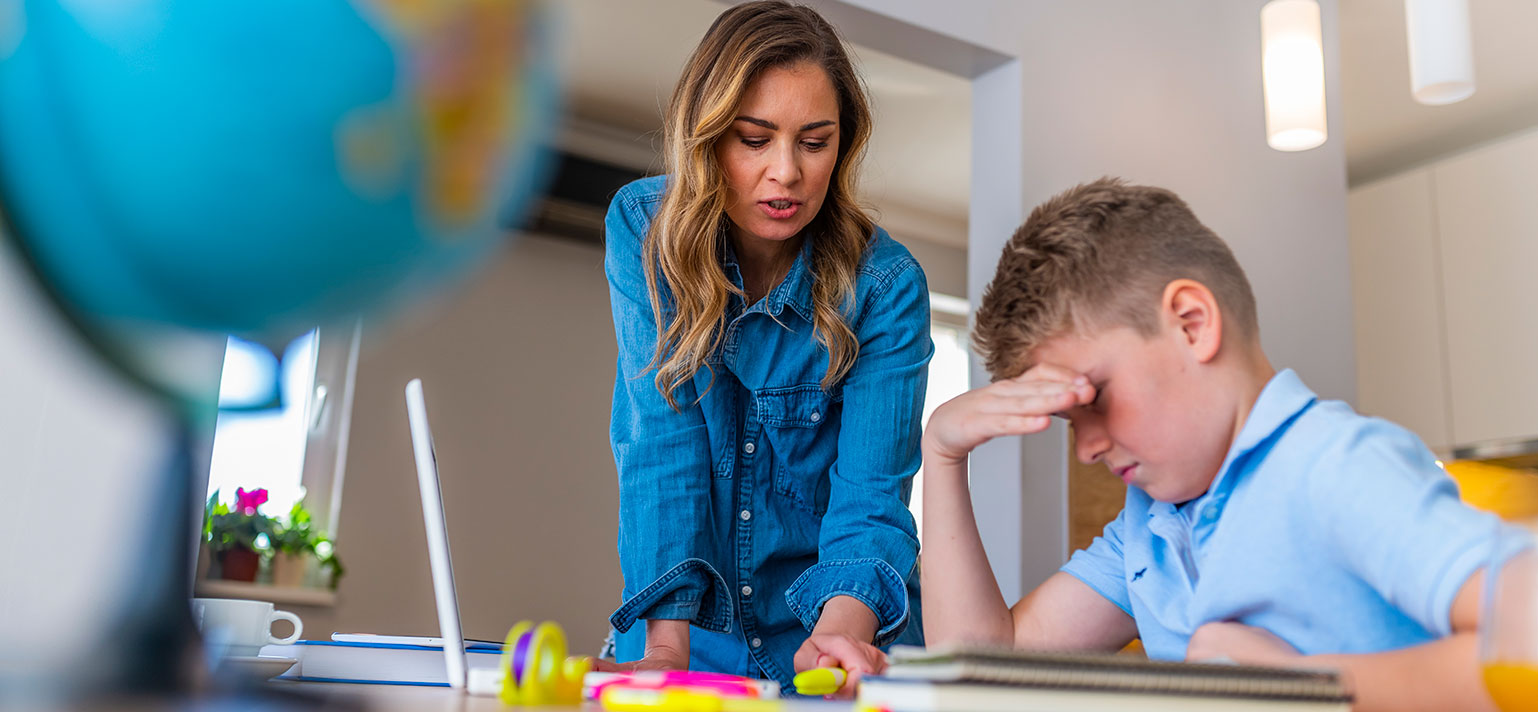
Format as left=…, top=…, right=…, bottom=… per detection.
left=272, top=552, right=308, bottom=588
left=196, top=543, right=212, bottom=581
left=217, top=547, right=261, bottom=582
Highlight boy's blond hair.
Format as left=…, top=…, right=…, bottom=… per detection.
left=974, top=177, right=1259, bottom=380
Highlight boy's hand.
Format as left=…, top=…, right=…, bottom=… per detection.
left=1185, top=621, right=1301, bottom=666
left=922, top=363, right=1096, bottom=465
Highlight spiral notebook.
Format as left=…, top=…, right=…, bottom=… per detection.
left=858, top=645, right=1352, bottom=712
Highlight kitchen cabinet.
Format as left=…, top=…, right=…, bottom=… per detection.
left=1347, top=168, right=1452, bottom=452
left=1348, top=128, right=1538, bottom=456
left=1433, top=130, right=1538, bottom=446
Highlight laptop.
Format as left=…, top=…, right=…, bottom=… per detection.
left=404, top=377, right=469, bottom=690
left=318, top=379, right=497, bottom=687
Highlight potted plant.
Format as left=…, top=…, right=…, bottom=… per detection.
left=270, top=500, right=316, bottom=587
left=314, top=536, right=346, bottom=591
left=204, top=488, right=279, bottom=582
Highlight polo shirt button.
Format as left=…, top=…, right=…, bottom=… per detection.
left=751, top=637, right=762, bottom=648
left=743, top=441, right=756, bottom=455
left=741, top=585, right=753, bottom=597
left=1203, top=507, right=1220, bottom=521
left=740, top=509, right=752, bottom=521
left=810, top=411, right=821, bottom=423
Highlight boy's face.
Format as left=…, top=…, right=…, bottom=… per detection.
left=1033, top=325, right=1233, bottom=503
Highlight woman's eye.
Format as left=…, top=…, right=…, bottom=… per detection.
left=802, top=140, right=828, bottom=151
left=740, top=137, right=769, bottom=149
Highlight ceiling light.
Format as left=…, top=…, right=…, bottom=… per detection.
left=1405, top=0, right=1475, bottom=105
left=1260, top=0, right=1328, bottom=152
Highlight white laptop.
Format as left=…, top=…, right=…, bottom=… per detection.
left=404, top=377, right=469, bottom=689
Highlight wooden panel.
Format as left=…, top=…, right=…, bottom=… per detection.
left=1067, top=431, right=1127, bottom=554
left=1346, top=168, right=1452, bottom=452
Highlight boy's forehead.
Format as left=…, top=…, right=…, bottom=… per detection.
left=1030, top=328, right=1115, bottom=374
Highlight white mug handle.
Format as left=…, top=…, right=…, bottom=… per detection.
left=268, top=609, right=303, bottom=645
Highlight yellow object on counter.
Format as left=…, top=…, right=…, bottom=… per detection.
left=599, top=687, right=783, bottom=712
left=792, top=667, right=847, bottom=695
left=1444, top=460, right=1538, bottom=521
left=496, top=620, right=588, bottom=706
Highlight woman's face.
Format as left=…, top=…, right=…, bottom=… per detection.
left=714, top=61, right=841, bottom=247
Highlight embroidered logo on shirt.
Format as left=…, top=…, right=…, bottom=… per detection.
left=1131, top=567, right=1148, bottom=582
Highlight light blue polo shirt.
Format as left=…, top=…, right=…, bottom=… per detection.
left=1062, top=369, right=1504, bottom=660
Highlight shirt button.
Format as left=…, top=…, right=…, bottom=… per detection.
left=741, top=585, right=753, bottom=597
left=809, top=411, right=821, bottom=423
left=743, top=441, right=756, bottom=455
left=740, top=509, right=752, bottom=521
left=750, top=637, right=762, bottom=648
left=1202, top=507, right=1220, bottom=522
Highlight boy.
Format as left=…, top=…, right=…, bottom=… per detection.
left=919, top=178, right=1512, bottom=712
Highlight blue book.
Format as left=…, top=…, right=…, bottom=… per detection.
left=264, top=639, right=504, bottom=687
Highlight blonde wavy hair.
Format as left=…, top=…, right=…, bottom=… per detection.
left=643, top=0, right=875, bottom=410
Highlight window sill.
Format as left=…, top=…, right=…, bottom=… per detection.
left=195, top=579, right=338, bottom=608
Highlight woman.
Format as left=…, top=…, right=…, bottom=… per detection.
left=598, top=1, right=931, bottom=693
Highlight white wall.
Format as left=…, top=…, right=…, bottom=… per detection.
left=832, top=0, right=1355, bottom=598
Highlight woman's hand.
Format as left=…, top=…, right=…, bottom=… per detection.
left=792, top=632, right=887, bottom=698
left=589, top=619, right=691, bottom=672
left=792, top=596, right=885, bottom=699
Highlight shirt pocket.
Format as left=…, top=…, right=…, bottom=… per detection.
left=756, top=383, right=839, bottom=515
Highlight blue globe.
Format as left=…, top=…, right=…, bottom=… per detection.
left=0, top=0, right=557, bottom=352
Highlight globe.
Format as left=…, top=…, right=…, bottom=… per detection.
left=0, top=1, right=559, bottom=692
left=0, top=0, right=557, bottom=377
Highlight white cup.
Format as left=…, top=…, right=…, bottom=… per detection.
left=191, top=597, right=303, bottom=657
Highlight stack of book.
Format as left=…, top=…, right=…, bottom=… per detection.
left=263, top=637, right=504, bottom=686
left=858, top=645, right=1352, bottom=711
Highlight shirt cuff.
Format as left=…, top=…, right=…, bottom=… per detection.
left=784, top=558, right=911, bottom=646
left=609, top=558, right=733, bottom=634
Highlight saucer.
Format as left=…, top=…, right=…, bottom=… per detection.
left=220, top=655, right=299, bottom=681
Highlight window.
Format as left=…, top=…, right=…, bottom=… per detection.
left=207, top=331, right=317, bottom=516
left=913, top=293, right=972, bottom=541
left=205, top=322, right=362, bottom=542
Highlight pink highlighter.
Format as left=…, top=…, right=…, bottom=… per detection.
left=587, top=670, right=778, bottom=700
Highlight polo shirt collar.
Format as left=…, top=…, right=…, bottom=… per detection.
left=1208, top=368, right=1317, bottom=497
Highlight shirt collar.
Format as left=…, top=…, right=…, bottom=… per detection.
left=722, top=237, right=815, bottom=321
left=764, top=238, right=815, bottom=321
left=1207, top=368, right=1317, bottom=497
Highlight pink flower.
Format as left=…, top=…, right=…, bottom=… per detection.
left=235, top=487, right=269, bottom=516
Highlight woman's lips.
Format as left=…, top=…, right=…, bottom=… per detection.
left=759, top=199, right=800, bottom=220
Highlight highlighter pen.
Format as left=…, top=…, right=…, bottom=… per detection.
left=792, top=667, right=847, bottom=695
left=599, top=687, right=781, bottom=712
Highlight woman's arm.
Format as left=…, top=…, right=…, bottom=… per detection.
left=784, top=257, right=930, bottom=660
left=603, top=180, right=729, bottom=659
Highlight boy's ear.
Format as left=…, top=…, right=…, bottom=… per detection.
left=1161, top=279, right=1222, bottom=364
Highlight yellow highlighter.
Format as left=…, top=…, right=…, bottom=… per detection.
left=792, top=667, right=847, bottom=696
left=599, top=687, right=783, bottom=712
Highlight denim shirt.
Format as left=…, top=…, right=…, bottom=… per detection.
left=604, top=175, right=930, bottom=690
